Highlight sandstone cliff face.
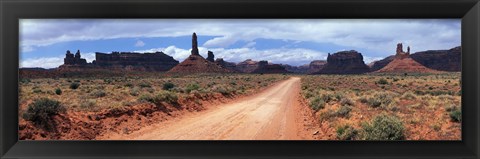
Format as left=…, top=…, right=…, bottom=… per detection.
left=370, top=46, right=461, bottom=72
left=281, top=64, right=310, bottom=74
left=313, top=50, right=370, bottom=74
left=251, top=61, right=289, bottom=74
left=410, top=46, right=461, bottom=72
left=369, top=55, right=395, bottom=72
left=93, top=51, right=179, bottom=71
left=215, top=58, right=238, bottom=72
left=308, top=60, right=327, bottom=74
left=236, top=59, right=261, bottom=73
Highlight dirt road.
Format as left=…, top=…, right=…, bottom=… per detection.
left=108, top=77, right=313, bottom=140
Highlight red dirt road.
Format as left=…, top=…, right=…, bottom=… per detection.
left=106, top=77, right=313, bottom=140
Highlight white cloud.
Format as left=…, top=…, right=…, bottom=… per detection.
left=20, top=56, right=63, bottom=68
left=242, top=41, right=256, bottom=48
left=20, top=19, right=461, bottom=58
left=21, top=45, right=35, bottom=52
left=20, top=52, right=95, bottom=69
left=136, top=46, right=326, bottom=66
left=134, top=40, right=145, bottom=47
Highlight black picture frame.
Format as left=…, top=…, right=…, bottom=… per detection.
left=1, top=0, right=479, bottom=158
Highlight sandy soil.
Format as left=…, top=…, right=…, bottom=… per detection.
left=104, top=77, right=314, bottom=140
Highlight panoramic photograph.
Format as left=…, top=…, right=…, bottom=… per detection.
left=18, top=19, right=461, bottom=140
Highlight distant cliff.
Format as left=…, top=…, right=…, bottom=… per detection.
left=313, top=50, right=370, bottom=74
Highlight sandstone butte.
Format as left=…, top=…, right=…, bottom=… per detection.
left=167, top=32, right=234, bottom=74
left=375, top=43, right=441, bottom=73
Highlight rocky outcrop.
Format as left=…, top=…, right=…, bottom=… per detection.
left=207, top=51, right=215, bottom=62
left=236, top=59, right=261, bottom=73
left=167, top=33, right=233, bottom=74
left=375, top=43, right=439, bottom=73
left=396, top=43, right=410, bottom=59
left=308, top=60, right=327, bottom=74
left=93, top=51, right=179, bottom=71
left=251, top=61, right=289, bottom=74
left=191, top=32, right=200, bottom=56
left=313, top=50, right=370, bottom=74
left=410, top=46, right=461, bottom=72
left=59, top=48, right=179, bottom=72
left=281, top=64, right=310, bottom=74
left=369, top=55, right=395, bottom=72
left=370, top=45, right=461, bottom=72
left=64, top=50, right=87, bottom=65
left=215, top=58, right=238, bottom=72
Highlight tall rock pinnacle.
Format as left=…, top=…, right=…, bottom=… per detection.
left=191, top=32, right=200, bottom=56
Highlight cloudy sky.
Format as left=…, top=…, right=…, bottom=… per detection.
left=20, top=19, right=461, bottom=68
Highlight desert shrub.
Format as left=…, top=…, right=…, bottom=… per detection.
left=146, top=87, right=155, bottom=93
left=138, top=94, right=155, bottom=103
left=91, top=90, right=107, bottom=98
left=32, top=87, right=43, bottom=93
left=22, top=98, right=65, bottom=130
left=401, top=91, right=417, bottom=100
left=212, top=85, right=234, bottom=96
left=130, top=87, right=140, bottom=96
left=162, top=82, right=175, bottom=90
left=336, top=125, right=358, bottom=140
left=334, top=92, right=345, bottom=101
left=320, top=92, right=334, bottom=103
left=138, top=82, right=151, bottom=88
left=185, top=83, right=201, bottom=93
left=340, top=97, right=354, bottom=106
left=138, top=91, right=178, bottom=105
left=449, top=109, right=462, bottom=122
left=319, top=110, right=336, bottom=121
left=309, top=96, right=325, bottom=111
left=303, top=90, right=314, bottom=99
left=124, top=83, right=134, bottom=88
left=80, top=99, right=97, bottom=110
left=444, top=104, right=458, bottom=112
left=20, top=78, right=31, bottom=83
left=156, top=91, right=178, bottom=104
left=55, top=88, right=62, bottom=95
left=365, top=92, right=396, bottom=108
left=377, top=78, right=389, bottom=85
left=335, top=105, right=352, bottom=117
left=70, top=82, right=80, bottom=89
left=361, top=114, right=405, bottom=140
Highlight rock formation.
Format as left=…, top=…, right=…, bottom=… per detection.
left=93, top=51, right=179, bottom=71
left=375, top=43, right=439, bottom=73
left=60, top=49, right=179, bottom=71
left=236, top=59, right=261, bottom=73
left=251, top=61, right=290, bottom=74
left=206, top=51, right=215, bottom=62
left=369, top=46, right=461, bottom=72
left=308, top=60, right=327, bottom=74
left=215, top=58, right=238, bottom=72
left=410, top=46, right=461, bottom=72
left=281, top=64, right=310, bottom=74
left=396, top=43, right=410, bottom=59
left=191, top=32, right=200, bottom=56
left=167, top=33, right=233, bottom=74
left=64, top=50, right=87, bottom=65
left=313, top=50, right=370, bottom=74
left=369, top=55, right=395, bottom=72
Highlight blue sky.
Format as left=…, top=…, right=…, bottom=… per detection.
left=20, top=19, right=461, bottom=68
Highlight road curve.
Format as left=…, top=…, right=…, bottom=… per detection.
left=113, top=77, right=308, bottom=140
